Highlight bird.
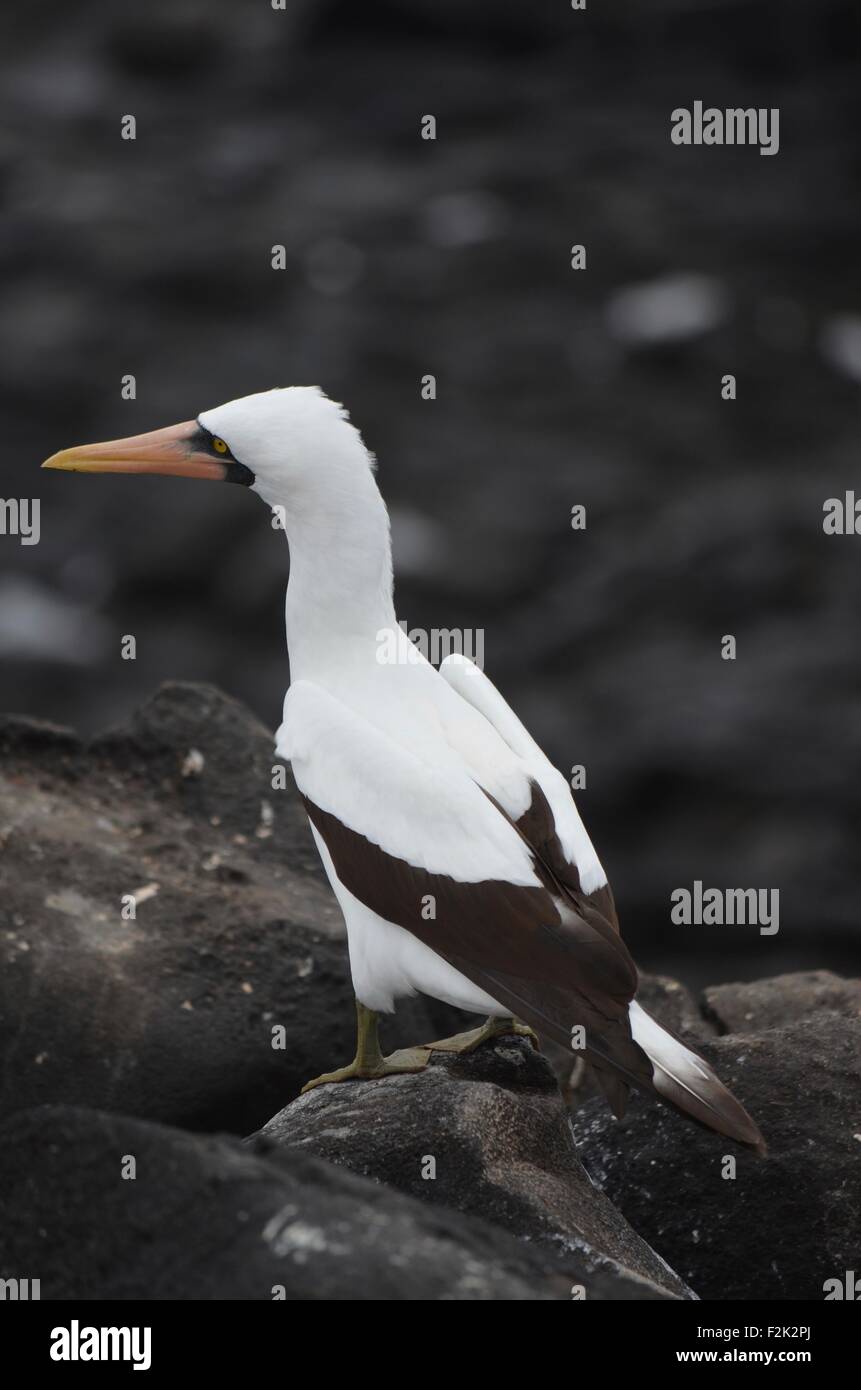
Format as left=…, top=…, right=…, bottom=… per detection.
left=42, top=385, right=766, bottom=1153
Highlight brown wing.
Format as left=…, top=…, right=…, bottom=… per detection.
left=516, top=779, right=621, bottom=933
left=510, top=779, right=644, bottom=1111
left=302, top=793, right=652, bottom=1094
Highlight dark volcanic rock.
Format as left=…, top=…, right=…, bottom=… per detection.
left=0, top=682, right=461, bottom=1134
left=637, top=972, right=715, bottom=1039
left=0, top=1104, right=679, bottom=1301
left=702, top=970, right=861, bottom=1035
left=256, top=1035, right=693, bottom=1299
left=571, top=980, right=861, bottom=1301
left=2, top=682, right=855, bottom=1302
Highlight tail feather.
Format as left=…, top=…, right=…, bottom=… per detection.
left=464, top=963, right=766, bottom=1152
left=629, top=1001, right=767, bottom=1155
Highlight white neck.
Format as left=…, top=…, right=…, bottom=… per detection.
left=280, top=464, right=396, bottom=680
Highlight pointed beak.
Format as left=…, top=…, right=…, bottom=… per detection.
left=41, top=420, right=231, bottom=481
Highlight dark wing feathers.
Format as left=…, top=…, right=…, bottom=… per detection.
left=304, top=785, right=766, bottom=1148
left=301, top=792, right=650, bottom=1094
left=516, top=780, right=621, bottom=932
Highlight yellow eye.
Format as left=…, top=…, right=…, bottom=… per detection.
left=212, top=437, right=228, bottom=454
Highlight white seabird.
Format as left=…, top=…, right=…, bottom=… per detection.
left=42, top=386, right=765, bottom=1151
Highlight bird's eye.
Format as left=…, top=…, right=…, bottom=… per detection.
left=212, top=437, right=228, bottom=455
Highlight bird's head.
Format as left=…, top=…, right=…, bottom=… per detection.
left=41, top=386, right=374, bottom=520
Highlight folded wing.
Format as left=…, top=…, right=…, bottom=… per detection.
left=438, top=655, right=766, bottom=1151
left=278, top=679, right=649, bottom=1088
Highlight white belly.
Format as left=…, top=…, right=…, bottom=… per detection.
left=310, top=826, right=505, bottom=1017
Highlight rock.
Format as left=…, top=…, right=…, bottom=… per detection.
left=571, top=987, right=861, bottom=1300
left=2, top=679, right=856, bottom=1302
left=0, top=1104, right=680, bottom=1300
left=0, top=682, right=462, bottom=1135
left=637, top=972, right=715, bottom=1038
left=702, top=970, right=861, bottom=1035
left=256, top=1035, right=694, bottom=1299
left=90, top=678, right=322, bottom=871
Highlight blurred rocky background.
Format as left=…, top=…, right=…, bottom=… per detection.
left=1, top=0, right=859, bottom=987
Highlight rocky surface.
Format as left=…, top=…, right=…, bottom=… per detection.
left=256, top=1035, right=693, bottom=1299
left=0, top=1104, right=680, bottom=1300
left=0, top=682, right=858, bottom=1300
left=572, top=973, right=861, bottom=1301
left=702, top=970, right=861, bottom=1035
left=0, top=681, right=464, bottom=1135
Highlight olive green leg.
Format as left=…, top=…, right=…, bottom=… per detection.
left=423, top=1014, right=540, bottom=1055
left=300, top=999, right=431, bottom=1093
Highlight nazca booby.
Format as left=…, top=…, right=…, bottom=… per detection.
left=42, top=386, right=765, bottom=1152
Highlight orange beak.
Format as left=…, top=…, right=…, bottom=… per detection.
left=41, top=420, right=233, bottom=481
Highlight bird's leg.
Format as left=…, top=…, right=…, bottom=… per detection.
left=423, top=1014, right=540, bottom=1055
left=300, top=999, right=431, bottom=1093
